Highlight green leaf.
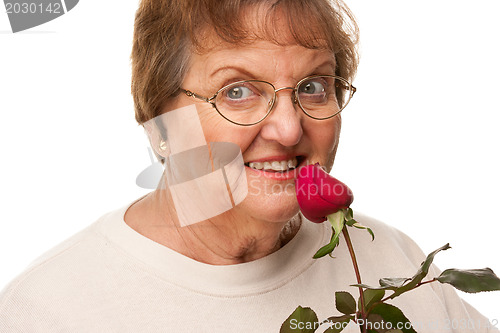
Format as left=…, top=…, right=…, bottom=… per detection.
left=351, top=280, right=404, bottom=291
left=351, top=283, right=393, bottom=291
left=313, top=211, right=346, bottom=259
left=355, top=244, right=452, bottom=301
left=328, top=210, right=346, bottom=237
left=390, top=243, right=451, bottom=298
left=437, top=268, right=500, bottom=293
left=322, top=314, right=353, bottom=333
left=366, top=314, right=384, bottom=333
left=358, top=289, right=385, bottom=312
left=313, top=238, right=339, bottom=259
left=351, top=222, right=375, bottom=241
left=313, top=227, right=340, bottom=259
left=352, top=278, right=409, bottom=292
left=280, top=306, right=319, bottom=333
left=379, top=278, right=410, bottom=290
left=335, top=291, right=356, bottom=315
left=367, top=228, right=375, bottom=241
left=345, top=219, right=356, bottom=227
left=368, top=303, right=417, bottom=333
left=418, top=243, right=451, bottom=276
left=345, top=208, right=354, bottom=221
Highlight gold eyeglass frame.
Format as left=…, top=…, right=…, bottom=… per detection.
left=181, top=75, right=356, bottom=126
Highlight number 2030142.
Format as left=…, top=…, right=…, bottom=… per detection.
left=5, top=2, right=62, bottom=14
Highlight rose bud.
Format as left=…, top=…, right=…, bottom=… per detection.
left=295, top=163, right=354, bottom=223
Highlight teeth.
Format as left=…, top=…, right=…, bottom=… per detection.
left=248, top=157, right=298, bottom=171
left=248, top=162, right=263, bottom=170
left=271, top=161, right=282, bottom=170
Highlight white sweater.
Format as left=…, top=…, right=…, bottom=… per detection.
left=0, top=204, right=497, bottom=332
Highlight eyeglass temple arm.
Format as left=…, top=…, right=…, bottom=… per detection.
left=335, top=82, right=357, bottom=96
left=182, top=89, right=215, bottom=104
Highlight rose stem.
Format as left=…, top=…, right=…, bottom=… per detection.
left=342, top=227, right=367, bottom=333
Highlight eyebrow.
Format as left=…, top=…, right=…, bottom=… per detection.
left=210, top=66, right=256, bottom=81
left=310, top=60, right=336, bottom=75
left=209, top=59, right=336, bottom=83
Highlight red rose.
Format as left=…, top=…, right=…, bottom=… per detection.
left=295, top=163, right=354, bottom=223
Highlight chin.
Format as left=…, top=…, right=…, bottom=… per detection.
left=238, top=182, right=300, bottom=223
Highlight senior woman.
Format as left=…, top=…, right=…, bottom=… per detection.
left=0, top=0, right=496, bottom=332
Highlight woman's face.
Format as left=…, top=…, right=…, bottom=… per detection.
left=170, top=39, right=341, bottom=224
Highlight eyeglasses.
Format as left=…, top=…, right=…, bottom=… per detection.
left=181, top=75, right=356, bottom=126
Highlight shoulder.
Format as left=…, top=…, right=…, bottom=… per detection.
left=346, top=212, right=428, bottom=264
left=0, top=210, right=116, bottom=319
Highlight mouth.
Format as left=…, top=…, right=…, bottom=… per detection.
left=244, top=155, right=307, bottom=179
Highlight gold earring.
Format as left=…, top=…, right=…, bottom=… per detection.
left=159, top=140, right=167, bottom=151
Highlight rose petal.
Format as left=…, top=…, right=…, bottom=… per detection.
left=295, top=164, right=353, bottom=223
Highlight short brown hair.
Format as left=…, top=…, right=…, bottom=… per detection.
left=131, top=0, right=359, bottom=124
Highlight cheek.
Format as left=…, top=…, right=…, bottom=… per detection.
left=325, top=118, right=342, bottom=169
left=198, top=107, right=259, bottom=150
left=307, top=117, right=341, bottom=156
left=198, top=107, right=227, bottom=139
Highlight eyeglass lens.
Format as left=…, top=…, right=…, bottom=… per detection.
left=214, top=76, right=352, bottom=125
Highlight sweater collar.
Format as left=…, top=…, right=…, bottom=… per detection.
left=96, top=202, right=328, bottom=297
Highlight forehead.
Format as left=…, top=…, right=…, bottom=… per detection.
left=183, top=3, right=338, bottom=90
left=185, top=42, right=335, bottom=91
left=193, top=2, right=332, bottom=54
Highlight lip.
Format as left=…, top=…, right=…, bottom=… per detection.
left=245, top=155, right=299, bottom=163
left=244, top=155, right=307, bottom=181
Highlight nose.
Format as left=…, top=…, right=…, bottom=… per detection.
left=259, top=87, right=303, bottom=147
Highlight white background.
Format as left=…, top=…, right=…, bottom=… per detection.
left=1, top=0, right=499, bottom=323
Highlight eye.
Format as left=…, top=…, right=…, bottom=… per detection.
left=298, top=79, right=326, bottom=95
left=215, top=81, right=272, bottom=117
left=225, top=85, right=254, bottom=100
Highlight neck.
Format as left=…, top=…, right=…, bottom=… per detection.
left=124, top=190, right=301, bottom=265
